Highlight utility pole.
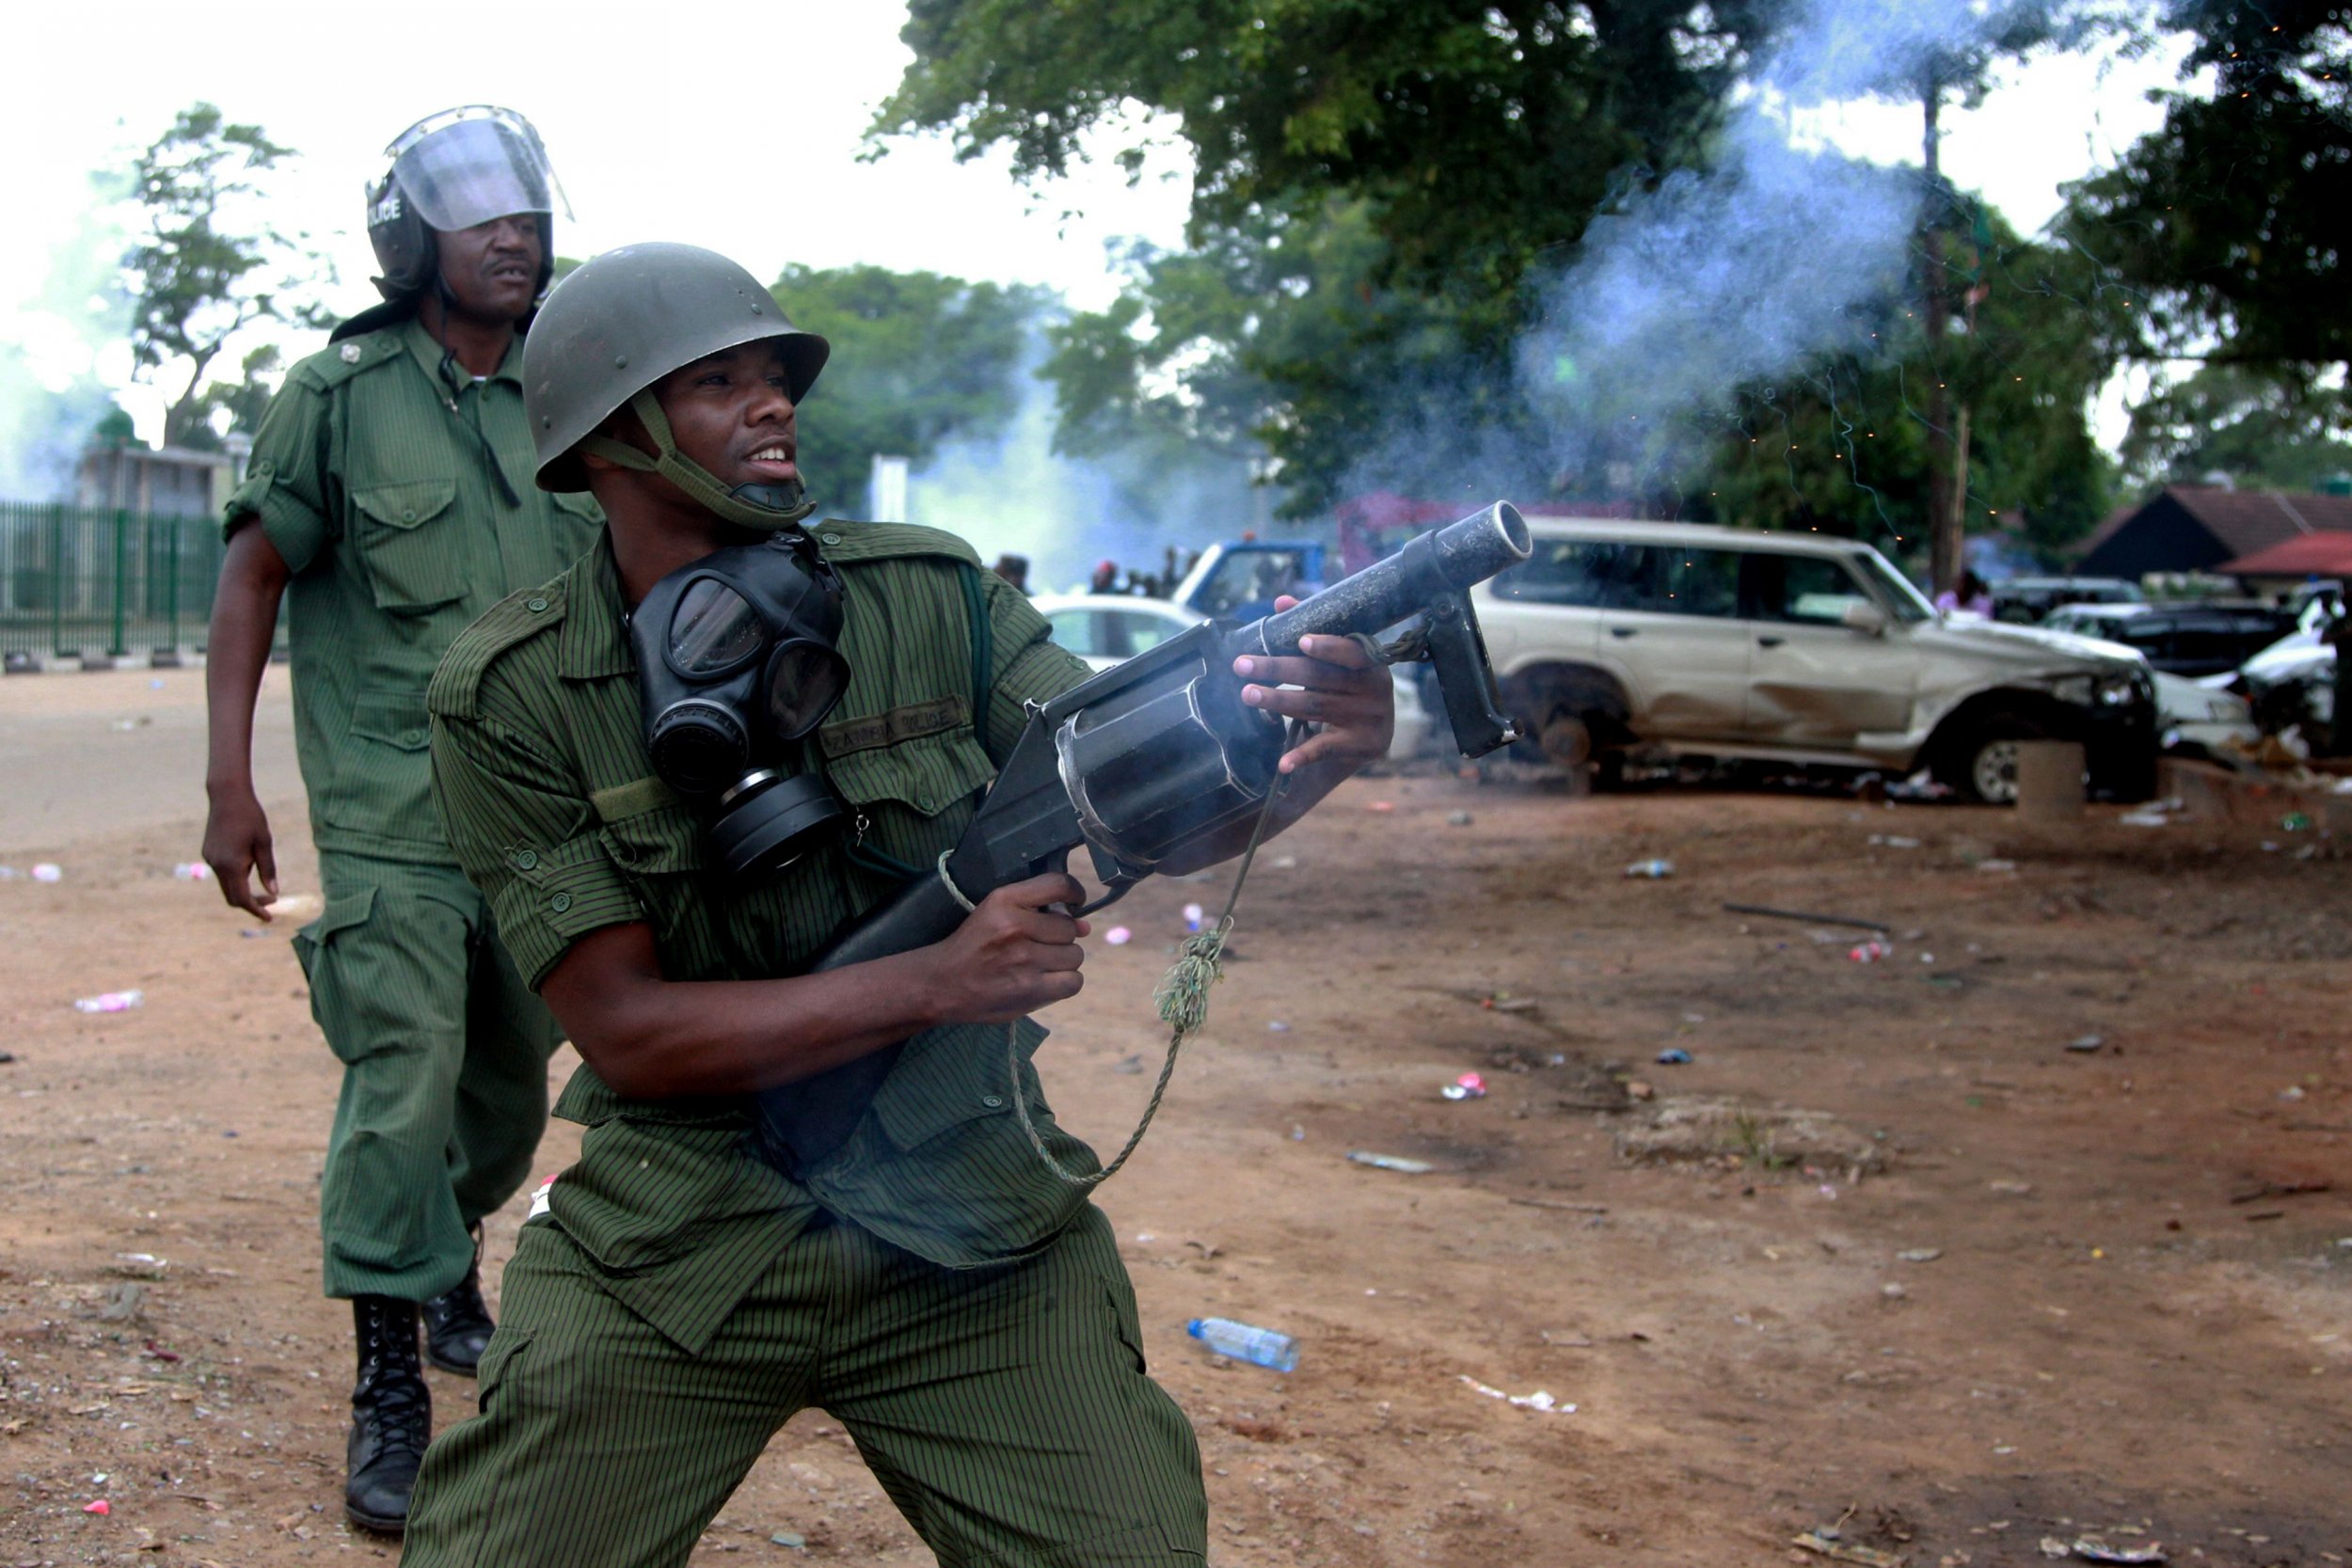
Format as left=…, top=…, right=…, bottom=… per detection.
left=1920, top=67, right=1963, bottom=596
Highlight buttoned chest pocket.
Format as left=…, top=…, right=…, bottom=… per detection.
left=825, top=727, right=996, bottom=871
left=352, top=480, right=468, bottom=613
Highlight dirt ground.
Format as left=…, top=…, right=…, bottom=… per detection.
left=3, top=669, right=2348, bottom=1568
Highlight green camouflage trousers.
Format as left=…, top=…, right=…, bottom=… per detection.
left=293, top=852, right=563, bottom=1301
left=403, top=1203, right=1208, bottom=1567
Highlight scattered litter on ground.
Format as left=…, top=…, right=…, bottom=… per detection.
left=1988, top=1180, right=2035, bottom=1196
left=266, top=893, right=320, bottom=919
left=1479, top=992, right=1538, bottom=1013
left=1656, top=1048, right=1692, bottom=1066
left=1624, top=858, right=1675, bottom=879
left=1880, top=1282, right=1908, bottom=1299
left=1867, top=834, right=1922, bottom=848
left=73, top=990, right=144, bottom=1014
left=1365, top=800, right=1395, bottom=814
left=171, top=862, right=211, bottom=881
left=1447, top=810, right=1473, bottom=826
left=1790, top=1529, right=1908, bottom=1566
left=1722, top=902, right=1892, bottom=932
left=1442, top=1072, right=1487, bottom=1101
left=1346, top=1151, right=1435, bottom=1174
left=1897, top=1248, right=1943, bottom=1262
left=31, top=863, right=63, bottom=882
left=1977, top=858, right=2017, bottom=872
left=1182, top=902, right=1204, bottom=932
left=1111, top=1054, right=1144, bottom=1075
left=83, top=1498, right=110, bottom=1515
left=1269, top=855, right=1296, bottom=870
left=1104, top=927, right=1132, bottom=945
left=2119, top=810, right=2171, bottom=827
left=770, top=1530, right=807, bottom=1548
left=2066, top=1035, right=2106, bottom=1053
left=0, top=1050, right=14, bottom=1064
left=2231, top=1179, right=2330, bottom=1205
left=1849, top=940, right=1892, bottom=963
left=1266, top=1020, right=1290, bottom=1033
left=2070, top=1538, right=2167, bottom=1564
left=1458, top=1375, right=1573, bottom=1413
left=2282, top=811, right=2312, bottom=832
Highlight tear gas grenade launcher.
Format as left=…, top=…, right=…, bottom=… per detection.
left=754, top=502, right=1532, bottom=1170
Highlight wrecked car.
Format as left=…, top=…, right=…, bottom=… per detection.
left=1468, top=520, right=2158, bottom=804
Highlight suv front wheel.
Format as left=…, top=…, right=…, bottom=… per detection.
left=1934, top=708, right=2050, bottom=805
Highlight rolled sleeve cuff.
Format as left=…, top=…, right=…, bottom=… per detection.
left=486, top=833, right=644, bottom=990
left=222, top=461, right=330, bottom=573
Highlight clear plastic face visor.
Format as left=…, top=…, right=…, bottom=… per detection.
left=385, top=108, right=563, bottom=232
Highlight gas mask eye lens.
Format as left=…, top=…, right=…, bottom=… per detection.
left=668, top=578, right=765, bottom=674
left=765, top=641, right=849, bottom=739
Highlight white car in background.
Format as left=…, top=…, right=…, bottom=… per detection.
left=1030, top=593, right=1432, bottom=764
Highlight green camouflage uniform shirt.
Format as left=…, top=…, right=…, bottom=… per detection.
left=426, top=523, right=1104, bottom=1354
left=225, top=315, right=605, bottom=863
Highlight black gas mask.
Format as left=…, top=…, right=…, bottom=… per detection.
left=629, top=531, right=852, bottom=879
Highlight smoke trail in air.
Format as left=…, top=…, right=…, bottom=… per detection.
left=0, top=173, right=133, bottom=500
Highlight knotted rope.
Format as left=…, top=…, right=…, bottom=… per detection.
left=1010, top=721, right=1300, bottom=1187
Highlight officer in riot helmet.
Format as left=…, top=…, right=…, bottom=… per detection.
left=200, top=105, right=598, bottom=1535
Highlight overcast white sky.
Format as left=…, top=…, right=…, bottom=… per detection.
left=3, top=1, right=2191, bottom=446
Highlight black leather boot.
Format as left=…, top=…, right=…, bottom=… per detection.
left=346, top=1295, right=431, bottom=1534
left=421, top=1226, right=495, bottom=1376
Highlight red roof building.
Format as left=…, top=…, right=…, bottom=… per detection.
left=2077, top=484, right=2352, bottom=579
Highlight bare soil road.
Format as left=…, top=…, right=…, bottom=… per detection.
left=2, top=671, right=2347, bottom=1566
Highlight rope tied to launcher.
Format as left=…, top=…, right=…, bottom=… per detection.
left=1008, top=719, right=1303, bottom=1188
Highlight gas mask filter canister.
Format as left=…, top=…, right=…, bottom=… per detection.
left=629, top=531, right=852, bottom=879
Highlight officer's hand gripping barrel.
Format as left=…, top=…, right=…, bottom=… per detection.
left=756, top=501, right=1532, bottom=1170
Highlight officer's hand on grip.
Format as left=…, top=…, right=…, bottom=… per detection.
left=924, top=871, right=1092, bottom=1024
left=202, top=786, right=280, bottom=921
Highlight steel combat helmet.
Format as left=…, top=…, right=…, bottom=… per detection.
left=523, top=243, right=831, bottom=531
left=365, top=105, right=564, bottom=302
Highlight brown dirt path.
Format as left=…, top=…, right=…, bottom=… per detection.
left=2, top=673, right=2347, bottom=1566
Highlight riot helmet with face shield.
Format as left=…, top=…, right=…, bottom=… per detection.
left=365, top=105, right=564, bottom=303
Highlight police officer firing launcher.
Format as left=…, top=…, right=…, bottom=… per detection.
left=397, top=242, right=1396, bottom=1568
left=200, top=106, right=600, bottom=1534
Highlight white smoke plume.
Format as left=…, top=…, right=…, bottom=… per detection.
left=902, top=332, right=1269, bottom=592
left=0, top=174, right=133, bottom=501
left=1508, top=0, right=2071, bottom=495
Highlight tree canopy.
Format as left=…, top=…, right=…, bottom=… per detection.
left=2064, top=1, right=2352, bottom=374
left=770, top=262, right=1052, bottom=513
left=123, top=103, right=326, bottom=449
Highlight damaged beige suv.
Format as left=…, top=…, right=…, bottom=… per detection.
left=1471, top=519, right=2157, bottom=803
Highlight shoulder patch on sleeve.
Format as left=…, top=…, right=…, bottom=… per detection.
left=810, top=519, right=983, bottom=569
left=429, top=581, right=568, bottom=721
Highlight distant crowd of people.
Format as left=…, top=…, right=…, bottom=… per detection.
left=989, top=546, right=1194, bottom=600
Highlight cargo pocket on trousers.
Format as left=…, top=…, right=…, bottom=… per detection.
left=290, top=886, right=377, bottom=1036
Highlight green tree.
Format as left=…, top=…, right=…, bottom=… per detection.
left=2119, top=363, right=2352, bottom=490
left=124, top=103, right=327, bottom=448
left=2066, top=2, right=2351, bottom=375
left=882, top=0, right=1782, bottom=291
left=771, top=263, right=1052, bottom=508
left=1693, top=202, right=2116, bottom=566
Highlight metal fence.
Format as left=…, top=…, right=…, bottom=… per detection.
left=0, top=502, right=280, bottom=669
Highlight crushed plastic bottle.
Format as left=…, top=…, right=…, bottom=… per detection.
left=171, top=863, right=212, bottom=882
left=1623, top=859, right=1675, bottom=879
left=1441, top=1071, right=1487, bottom=1101
left=1186, top=1316, right=1298, bottom=1372
left=1182, top=902, right=1205, bottom=933
left=74, top=990, right=144, bottom=1014
left=31, top=863, right=63, bottom=883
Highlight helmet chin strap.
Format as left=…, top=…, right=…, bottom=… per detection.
left=581, top=388, right=814, bottom=532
